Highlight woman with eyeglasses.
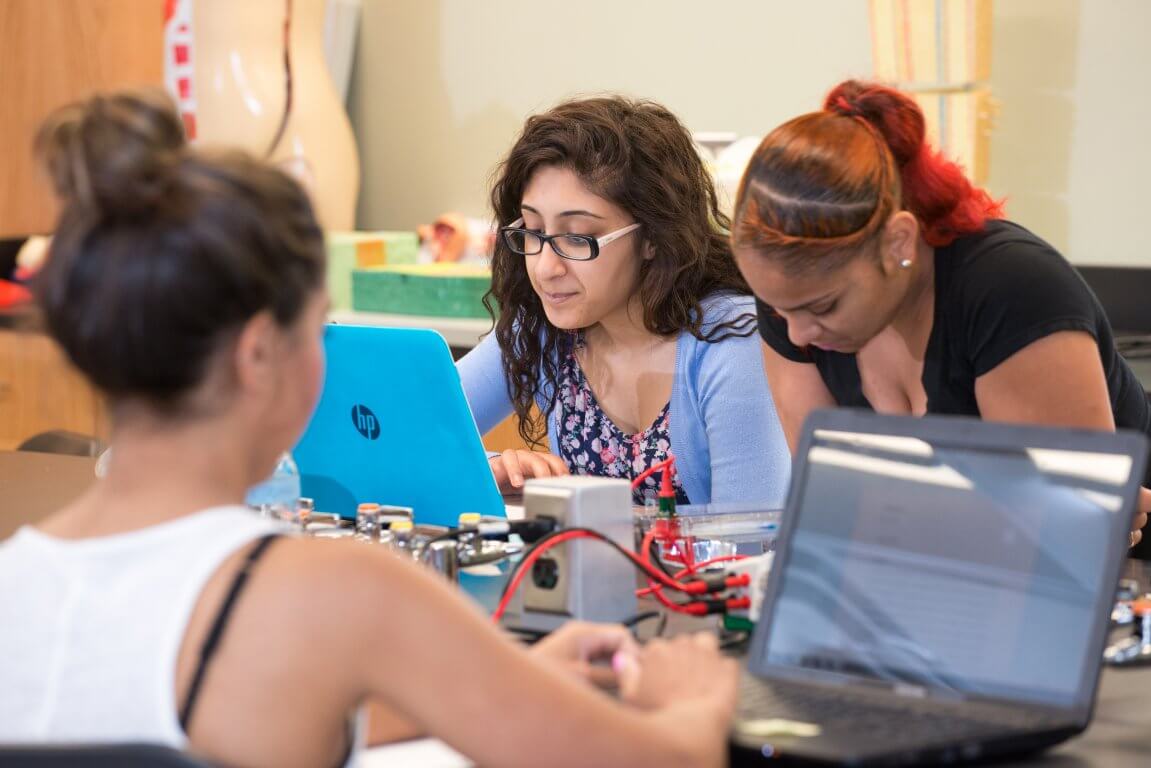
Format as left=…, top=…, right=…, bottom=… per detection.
left=0, top=89, right=739, bottom=767
left=731, top=79, right=1151, bottom=551
left=459, top=96, right=791, bottom=507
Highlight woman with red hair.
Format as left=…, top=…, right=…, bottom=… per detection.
left=732, top=79, right=1151, bottom=553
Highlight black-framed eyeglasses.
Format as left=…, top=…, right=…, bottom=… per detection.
left=499, top=217, right=642, bottom=262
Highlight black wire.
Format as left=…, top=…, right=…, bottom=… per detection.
left=621, top=611, right=661, bottom=629
left=620, top=610, right=671, bottom=640
left=719, top=631, right=751, bottom=651
left=264, top=0, right=294, bottom=158
left=506, top=626, right=550, bottom=644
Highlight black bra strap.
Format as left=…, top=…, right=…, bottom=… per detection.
left=179, top=533, right=280, bottom=732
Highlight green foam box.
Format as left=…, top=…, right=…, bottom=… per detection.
left=352, top=263, right=494, bottom=318
left=325, top=231, right=421, bottom=310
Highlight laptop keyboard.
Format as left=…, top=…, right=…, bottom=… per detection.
left=739, top=676, right=1062, bottom=743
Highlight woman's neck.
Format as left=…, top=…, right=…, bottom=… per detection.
left=584, top=295, right=663, bottom=352
left=889, top=239, right=937, bottom=355
left=39, top=415, right=260, bottom=538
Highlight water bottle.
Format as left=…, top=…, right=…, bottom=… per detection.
left=245, top=451, right=301, bottom=520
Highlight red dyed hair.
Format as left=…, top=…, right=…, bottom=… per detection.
left=733, top=80, right=1003, bottom=274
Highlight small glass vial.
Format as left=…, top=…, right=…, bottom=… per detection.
left=355, top=502, right=382, bottom=543
left=378, top=527, right=396, bottom=549
left=379, top=505, right=414, bottom=529
left=424, top=540, right=459, bottom=583
left=457, top=512, right=482, bottom=560
left=293, top=497, right=315, bottom=533
left=390, top=519, right=415, bottom=558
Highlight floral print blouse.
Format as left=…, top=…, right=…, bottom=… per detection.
left=555, top=337, right=690, bottom=506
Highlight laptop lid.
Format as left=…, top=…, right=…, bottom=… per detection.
left=293, top=324, right=505, bottom=526
left=747, top=410, right=1147, bottom=718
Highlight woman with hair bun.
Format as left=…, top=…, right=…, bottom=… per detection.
left=731, top=79, right=1151, bottom=552
left=0, top=89, right=737, bottom=767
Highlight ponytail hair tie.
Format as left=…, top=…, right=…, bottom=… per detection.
left=829, top=95, right=863, bottom=118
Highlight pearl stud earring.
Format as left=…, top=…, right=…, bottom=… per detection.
left=899, top=258, right=913, bottom=269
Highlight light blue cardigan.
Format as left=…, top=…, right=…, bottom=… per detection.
left=457, top=294, right=791, bottom=507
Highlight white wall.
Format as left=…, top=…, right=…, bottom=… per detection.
left=985, top=0, right=1151, bottom=266
left=1064, top=0, right=1151, bottom=265
left=349, top=0, right=1151, bottom=266
left=985, top=0, right=1080, bottom=257
left=348, top=0, right=872, bottom=230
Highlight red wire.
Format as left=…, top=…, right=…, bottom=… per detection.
left=636, top=555, right=749, bottom=597
left=631, top=456, right=675, bottom=490
left=678, top=554, right=747, bottom=577
left=619, top=533, right=689, bottom=591
left=495, top=520, right=752, bottom=624
left=492, top=530, right=587, bottom=621
left=647, top=576, right=701, bottom=614
left=638, top=528, right=711, bottom=614
left=640, top=528, right=656, bottom=560
left=493, top=528, right=695, bottom=623
left=640, top=528, right=695, bottom=593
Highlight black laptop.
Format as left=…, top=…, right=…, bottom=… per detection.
left=731, top=410, right=1147, bottom=766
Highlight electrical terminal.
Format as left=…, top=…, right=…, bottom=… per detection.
left=713, top=551, right=774, bottom=629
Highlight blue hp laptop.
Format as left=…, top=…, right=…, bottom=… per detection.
left=293, top=324, right=504, bottom=526
left=731, top=410, right=1147, bottom=766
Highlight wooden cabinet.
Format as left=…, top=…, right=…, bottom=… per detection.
left=0, top=326, right=107, bottom=450
left=0, top=0, right=161, bottom=444
left=481, top=414, right=535, bottom=454
left=0, top=0, right=164, bottom=237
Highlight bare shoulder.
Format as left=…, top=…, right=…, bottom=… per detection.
left=181, top=537, right=417, bottom=662
left=175, top=538, right=437, bottom=765
left=180, top=537, right=448, bottom=713
left=252, top=537, right=431, bottom=626
left=760, top=340, right=833, bottom=452
left=975, top=330, right=1112, bottom=429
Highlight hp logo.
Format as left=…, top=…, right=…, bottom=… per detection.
left=351, top=404, right=380, bottom=440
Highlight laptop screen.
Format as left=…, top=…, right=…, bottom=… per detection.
left=758, top=425, right=1136, bottom=710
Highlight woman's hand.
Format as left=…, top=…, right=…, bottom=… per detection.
left=614, top=632, right=739, bottom=768
left=615, top=633, right=738, bottom=712
left=1131, top=487, right=1150, bottom=548
left=490, top=449, right=569, bottom=491
left=529, top=620, right=639, bottom=688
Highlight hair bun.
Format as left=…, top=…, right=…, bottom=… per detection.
left=36, top=88, right=187, bottom=217
left=823, top=80, right=926, bottom=167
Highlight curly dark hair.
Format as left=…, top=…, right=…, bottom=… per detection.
left=485, top=95, right=755, bottom=448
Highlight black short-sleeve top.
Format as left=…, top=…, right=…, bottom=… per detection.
left=756, top=220, right=1151, bottom=435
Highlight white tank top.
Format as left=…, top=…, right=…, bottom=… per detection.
left=0, top=506, right=283, bottom=746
